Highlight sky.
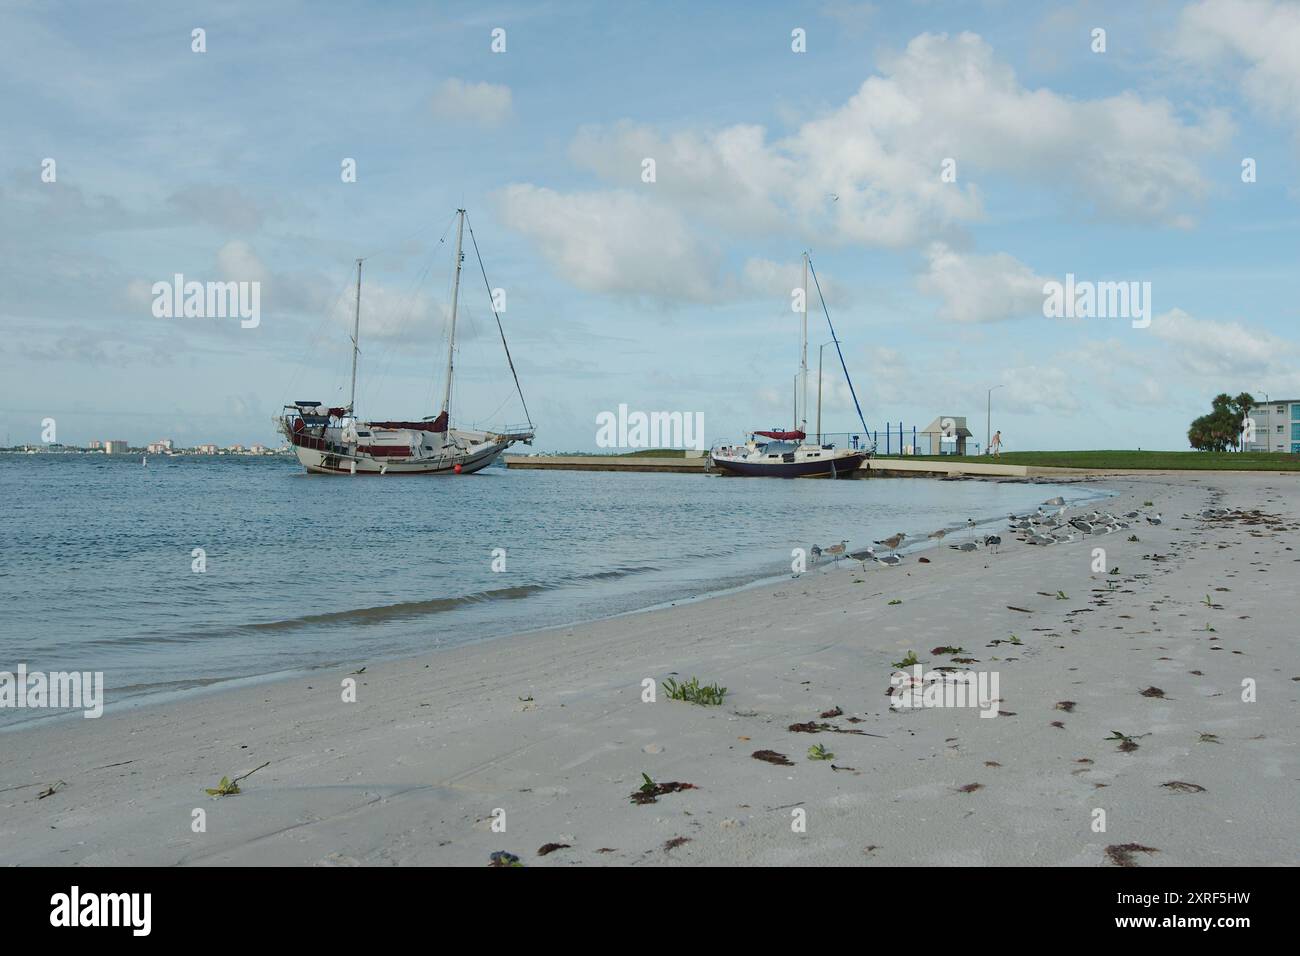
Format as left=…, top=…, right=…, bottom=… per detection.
left=2, top=0, right=1299, bottom=452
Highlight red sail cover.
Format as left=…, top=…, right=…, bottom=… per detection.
left=754, top=429, right=805, bottom=440
left=367, top=411, right=449, bottom=433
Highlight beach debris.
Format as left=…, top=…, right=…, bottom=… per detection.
left=807, top=743, right=835, bottom=761
left=1056, top=590, right=1068, bottom=600
left=1050, top=721, right=1065, bottom=728
left=1042, top=496, right=1065, bottom=506
left=350, top=666, right=366, bottom=675
left=1055, top=701, right=1076, bottom=712
left=1161, top=781, right=1206, bottom=794
left=1146, top=514, right=1163, bottom=525
left=1139, top=686, right=1166, bottom=698
left=956, top=783, right=983, bottom=793
left=663, top=836, right=690, bottom=852
left=488, top=851, right=523, bottom=867
left=888, top=599, right=902, bottom=605
left=631, top=772, right=698, bottom=804
left=204, top=761, right=270, bottom=797
left=1007, top=606, right=1032, bottom=613
left=1198, top=732, right=1220, bottom=744
left=1106, top=731, right=1147, bottom=753
left=984, top=761, right=1002, bottom=768
left=787, top=720, right=873, bottom=735
left=1105, top=843, right=1159, bottom=867
left=830, top=764, right=857, bottom=772
left=662, top=676, right=727, bottom=706
left=818, top=706, right=843, bottom=718
left=892, top=651, right=920, bottom=668
left=917, top=556, right=931, bottom=563
left=1127, top=534, right=1140, bottom=542
left=931, top=646, right=965, bottom=655
left=37, top=781, right=68, bottom=800
left=536, top=842, right=571, bottom=856
left=751, top=750, right=794, bottom=767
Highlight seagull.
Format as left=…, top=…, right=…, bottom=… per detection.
left=1026, top=532, right=1055, bottom=545
left=865, top=547, right=903, bottom=566
left=874, top=532, right=907, bottom=555
left=949, top=541, right=978, bottom=552
left=810, top=544, right=823, bottom=561
left=983, top=534, right=1001, bottom=552
left=823, top=540, right=849, bottom=563
left=1069, top=518, right=1094, bottom=534
left=1146, top=513, right=1163, bottom=525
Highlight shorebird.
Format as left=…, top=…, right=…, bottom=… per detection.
left=823, top=540, right=849, bottom=563
left=1146, top=513, right=1163, bottom=525
left=927, top=528, right=948, bottom=542
left=865, top=547, right=903, bottom=566
left=873, top=532, right=907, bottom=555
left=983, top=534, right=1001, bottom=552
left=810, top=544, right=823, bottom=561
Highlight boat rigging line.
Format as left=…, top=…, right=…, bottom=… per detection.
left=807, top=256, right=870, bottom=438
left=465, top=212, right=534, bottom=431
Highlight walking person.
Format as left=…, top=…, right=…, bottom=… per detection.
left=989, top=430, right=1002, bottom=457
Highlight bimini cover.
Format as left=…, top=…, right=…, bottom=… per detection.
left=367, top=410, right=449, bottom=433
left=754, top=429, right=805, bottom=440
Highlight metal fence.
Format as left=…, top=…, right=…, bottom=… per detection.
left=816, top=426, right=981, bottom=457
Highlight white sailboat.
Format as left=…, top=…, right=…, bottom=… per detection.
left=278, top=209, right=534, bottom=475
left=710, top=252, right=873, bottom=478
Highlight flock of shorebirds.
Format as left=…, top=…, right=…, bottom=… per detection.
left=807, top=495, right=1166, bottom=571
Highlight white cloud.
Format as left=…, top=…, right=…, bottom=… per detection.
left=917, top=242, right=1048, bottom=323
left=494, top=184, right=722, bottom=303
left=217, top=241, right=268, bottom=284
left=1175, top=0, right=1300, bottom=138
left=563, top=31, right=1229, bottom=250
left=430, top=78, right=512, bottom=126
left=1149, top=308, right=1300, bottom=385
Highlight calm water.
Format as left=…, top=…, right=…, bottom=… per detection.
left=0, top=454, right=1104, bottom=726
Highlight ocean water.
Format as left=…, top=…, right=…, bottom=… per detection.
left=0, top=454, right=1104, bottom=726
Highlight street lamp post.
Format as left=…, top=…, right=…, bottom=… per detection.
left=987, top=385, right=1004, bottom=455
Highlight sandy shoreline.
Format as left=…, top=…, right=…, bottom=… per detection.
left=3, top=471, right=1297, bottom=866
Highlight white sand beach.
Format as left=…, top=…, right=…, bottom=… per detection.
left=3, top=471, right=1297, bottom=867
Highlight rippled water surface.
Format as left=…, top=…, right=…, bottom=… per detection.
left=0, top=454, right=1104, bottom=724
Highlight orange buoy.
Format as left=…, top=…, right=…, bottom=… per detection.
left=454, top=463, right=462, bottom=474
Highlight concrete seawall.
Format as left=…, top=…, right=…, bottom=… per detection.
left=502, top=455, right=1097, bottom=478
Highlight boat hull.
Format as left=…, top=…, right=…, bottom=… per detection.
left=292, top=440, right=511, bottom=476
left=710, top=451, right=867, bottom=478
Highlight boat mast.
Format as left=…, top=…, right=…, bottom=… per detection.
left=442, top=209, right=466, bottom=422
left=348, top=258, right=362, bottom=415
left=800, top=252, right=809, bottom=437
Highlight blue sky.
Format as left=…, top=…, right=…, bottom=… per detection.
left=2, top=0, right=1299, bottom=451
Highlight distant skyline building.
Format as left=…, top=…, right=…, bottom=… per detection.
left=103, top=440, right=128, bottom=454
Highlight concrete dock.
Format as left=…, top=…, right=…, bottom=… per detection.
left=503, top=455, right=1096, bottom=479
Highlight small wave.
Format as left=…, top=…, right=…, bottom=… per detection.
left=244, top=584, right=548, bottom=632
left=573, top=565, right=661, bottom=582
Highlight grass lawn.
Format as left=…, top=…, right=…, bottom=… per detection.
left=877, top=450, right=1300, bottom=471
